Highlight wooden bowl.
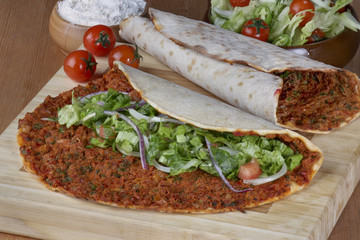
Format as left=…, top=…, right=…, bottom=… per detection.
left=204, top=4, right=360, bottom=68
left=49, top=2, right=148, bottom=55
left=283, top=6, right=360, bottom=68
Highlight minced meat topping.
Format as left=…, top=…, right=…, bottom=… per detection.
left=276, top=69, right=360, bottom=132
left=17, top=68, right=321, bottom=212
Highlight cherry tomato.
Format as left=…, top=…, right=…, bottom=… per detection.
left=63, top=50, right=97, bottom=82
left=238, top=159, right=263, bottom=180
left=306, top=28, right=326, bottom=44
left=229, top=0, right=250, bottom=7
left=330, top=0, right=347, bottom=13
left=289, top=0, right=315, bottom=27
left=241, top=18, right=270, bottom=42
left=83, top=25, right=116, bottom=56
left=108, top=44, right=143, bottom=69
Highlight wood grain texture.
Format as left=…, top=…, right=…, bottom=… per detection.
left=0, top=0, right=359, bottom=240
left=0, top=0, right=64, bottom=135
left=146, top=0, right=210, bottom=20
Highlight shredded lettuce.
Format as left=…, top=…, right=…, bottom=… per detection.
left=273, top=33, right=291, bottom=46
left=213, top=1, right=259, bottom=32
left=339, top=11, right=360, bottom=31
left=254, top=5, right=273, bottom=24
left=210, top=0, right=360, bottom=46
left=57, top=89, right=304, bottom=182
left=211, top=0, right=233, bottom=11
left=58, top=104, right=82, bottom=128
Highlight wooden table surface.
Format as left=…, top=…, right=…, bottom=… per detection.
left=0, top=0, right=359, bottom=239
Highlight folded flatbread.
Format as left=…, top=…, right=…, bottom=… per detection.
left=116, top=62, right=324, bottom=210
left=119, top=9, right=360, bottom=133
left=17, top=62, right=323, bottom=213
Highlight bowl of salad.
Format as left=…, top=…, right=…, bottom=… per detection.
left=207, top=0, right=360, bottom=67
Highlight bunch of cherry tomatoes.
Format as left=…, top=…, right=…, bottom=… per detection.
left=64, top=25, right=142, bottom=82
left=230, top=0, right=344, bottom=43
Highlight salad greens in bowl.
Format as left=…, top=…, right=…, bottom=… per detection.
left=208, top=0, right=360, bottom=67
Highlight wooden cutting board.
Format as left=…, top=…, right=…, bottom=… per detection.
left=1, top=46, right=360, bottom=240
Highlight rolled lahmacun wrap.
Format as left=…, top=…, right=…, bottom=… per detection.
left=119, top=9, right=360, bottom=134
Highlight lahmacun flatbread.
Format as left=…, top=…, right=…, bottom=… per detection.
left=119, top=10, right=360, bottom=134
left=17, top=65, right=323, bottom=213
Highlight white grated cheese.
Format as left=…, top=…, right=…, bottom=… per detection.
left=57, top=0, right=146, bottom=26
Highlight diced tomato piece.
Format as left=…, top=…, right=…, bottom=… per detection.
left=289, top=0, right=315, bottom=27
left=128, top=90, right=142, bottom=102
left=306, top=28, right=326, bottom=44
left=98, top=125, right=106, bottom=138
left=238, top=159, right=262, bottom=180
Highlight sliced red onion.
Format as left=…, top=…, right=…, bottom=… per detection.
left=103, top=110, right=118, bottom=116
left=128, top=109, right=185, bottom=124
left=117, top=148, right=140, bottom=157
left=104, top=110, right=148, bottom=169
left=243, top=163, right=287, bottom=186
left=143, top=135, right=170, bottom=172
left=205, top=137, right=253, bottom=193
left=116, top=99, right=147, bottom=112
left=40, top=117, right=57, bottom=122
left=83, top=112, right=96, bottom=122
left=79, top=90, right=129, bottom=103
left=218, top=146, right=240, bottom=156
left=79, top=91, right=108, bottom=103
left=213, top=7, right=233, bottom=18
left=153, top=159, right=171, bottom=173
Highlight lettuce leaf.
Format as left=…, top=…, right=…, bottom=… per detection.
left=211, top=0, right=233, bottom=11
left=57, top=89, right=304, bottom=181
left=210, top=0, right=360, bottom=46
left=58, top=104, right=82, bottom=128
